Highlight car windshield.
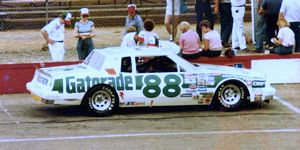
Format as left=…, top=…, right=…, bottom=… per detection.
left=83, top=51, right=105, bottom=70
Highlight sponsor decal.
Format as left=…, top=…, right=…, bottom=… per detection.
left=37, top=75, right=48, bottom=85
left=197, top=86, right=207, bottom=92
left=180, top=93, right=193, bottom=97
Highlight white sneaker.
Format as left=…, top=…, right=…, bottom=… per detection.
left=169, top=35, right=173, bottom=41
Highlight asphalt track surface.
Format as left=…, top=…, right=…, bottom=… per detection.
left=0, top=84, right=299, bottom=150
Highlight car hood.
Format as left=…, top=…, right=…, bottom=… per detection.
left=194, top=63, right=266, bottom=79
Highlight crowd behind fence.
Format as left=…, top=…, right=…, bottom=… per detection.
left=0, top=0, right=255, bottom=59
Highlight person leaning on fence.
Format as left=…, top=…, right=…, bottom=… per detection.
left=137, top=19, right=159, bottom=47
left=178, top=21, right=201, bottom=59
left=270, top=17, right=295, bottom=55
left=124, top=4, right=144, bottom=36
left=41, top=12, right=72, bottom=61
left=199, top=20, right=223, bottom=57
left=73, top=8, right=96, bottom=60
left=121, top=26, right=137, bottom=47
left=165, top=0, right=181, bottom=41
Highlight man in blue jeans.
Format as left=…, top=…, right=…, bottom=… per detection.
left=255, top=0, right=266, bottom=53
left=214, top=0, right=233, bottom=48
left=195, top=0, right=214, bottom=41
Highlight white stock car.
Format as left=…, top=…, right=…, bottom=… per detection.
left=26, top=43, right=275, bottom=116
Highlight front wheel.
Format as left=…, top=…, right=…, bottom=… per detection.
left=83, top=85, right=118, bottom=116
left=216, top=82, right=246, bottom=111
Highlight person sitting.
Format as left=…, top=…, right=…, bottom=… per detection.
left=137, top=19, right=159, bottom=47
left=178, top=21, right=201, bottom=59
left=270, top=17, right=295, bottom=55
left=120, top=26, right=137, bottom=47
left=199, top=20, right=223, bottom=57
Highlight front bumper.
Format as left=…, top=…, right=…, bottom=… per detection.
left=251, top=85, right=276, bottom=102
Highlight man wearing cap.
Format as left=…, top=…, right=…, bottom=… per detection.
left=41, top=12, right=72, bottom=61
left=73, top=8, right=96, bottom=60
left=124, top=4, right=144, bottom=36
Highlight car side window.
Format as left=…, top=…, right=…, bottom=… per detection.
left=135, top=56, right=178, bottom=73
left=121, top=57, right=132, bottom=73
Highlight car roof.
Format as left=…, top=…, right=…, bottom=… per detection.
left=94, top=46, right=174, bottom=57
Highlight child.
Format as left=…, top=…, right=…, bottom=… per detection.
left=120, top=26, right=137, bottom=47
left=270, top=18, right=295, bottom=55
left=199, top=20, right=223, bottom=57
left=137, top=19, right=159, bottom=47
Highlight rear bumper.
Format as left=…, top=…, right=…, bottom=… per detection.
left=26, top=82, right=81, bottom=105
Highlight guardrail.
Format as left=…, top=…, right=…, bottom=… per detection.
left=1, top=53, right=300, bottom=94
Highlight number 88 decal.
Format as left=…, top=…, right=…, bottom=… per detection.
left=163, top=74, right=181, bottom=97
left=143, top=74, right=181, bottom=98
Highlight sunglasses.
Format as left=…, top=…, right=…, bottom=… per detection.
left=82, top=15, right=89, bottom=18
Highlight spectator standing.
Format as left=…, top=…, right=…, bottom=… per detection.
left=271, top=18, right=295, bottom=55
left=279, top=0, right=300, bottom=52
left=199, top=20, right=223, bottom=57
left=165, top=0, right=181, bottom=41
left=41, top=12, right=72, bottom=61
left=137, top=19, right=159, bottom=47
left=255, top=0, right=266, bottom=53
left=214, top=0, right=233, bottom=48
left=259, top=0, right=282, bottom=50
left=195, top=0, right=214, bottom=41
left=124, top=4, right=144, bottom=35
left=178, top=21, right=201, bottom=59
left=230, top=0, right=248, bottom=52
left=121, top=26, right=137, bottom=47
left=73, top=8, right=96, bottom=60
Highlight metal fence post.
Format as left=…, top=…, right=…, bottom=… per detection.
left=0, top=12, right=6, bottom=31
left=45, top=0, right=49, bottom=24
left=172, top=0, right=175, bottom=41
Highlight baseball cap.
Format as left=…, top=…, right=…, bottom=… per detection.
left=80, top=8, right=89, bottom=15
left=64, top=12, right=72, bottom=25
left=127, top=4, right=136, bottom=13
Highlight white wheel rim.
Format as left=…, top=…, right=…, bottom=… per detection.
left=91, top=90, right=112, bottom=111
left=220, top=84, right=241, bottom=105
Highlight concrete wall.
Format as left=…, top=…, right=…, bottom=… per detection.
left=1, top=54, right=300, bottom=94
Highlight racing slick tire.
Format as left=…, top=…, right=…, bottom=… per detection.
left=83, top=84, right=118, bottom=116
left=215, top=81, right=247, bottom=111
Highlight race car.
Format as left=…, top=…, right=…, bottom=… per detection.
left=26, top=43, right=275, bottom=116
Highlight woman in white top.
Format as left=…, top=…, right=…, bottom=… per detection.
left=271, top=18, right=295, bottom=55
left=199, top=20, right=223, bottom=57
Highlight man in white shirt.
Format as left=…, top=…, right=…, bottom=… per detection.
left=279, top=0, right=300, bottom=52
left=41, top=12, right=72, bottom=61
left=230, top=0, right=248, bottom=52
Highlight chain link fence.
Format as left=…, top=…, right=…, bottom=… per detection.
left=0, top=0, right=254, bottom=63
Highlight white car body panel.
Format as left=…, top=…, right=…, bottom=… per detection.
left=26, top=43, right=275, bottom=108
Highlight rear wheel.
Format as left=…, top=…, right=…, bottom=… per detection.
left=83, top=85, right=118, bottom=116
left=216, top=82, right=246, bottom=111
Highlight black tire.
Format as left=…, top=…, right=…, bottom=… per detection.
left=83, top=85, right=118, bottom=116
left=215, top=82, right=246, bottom=111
